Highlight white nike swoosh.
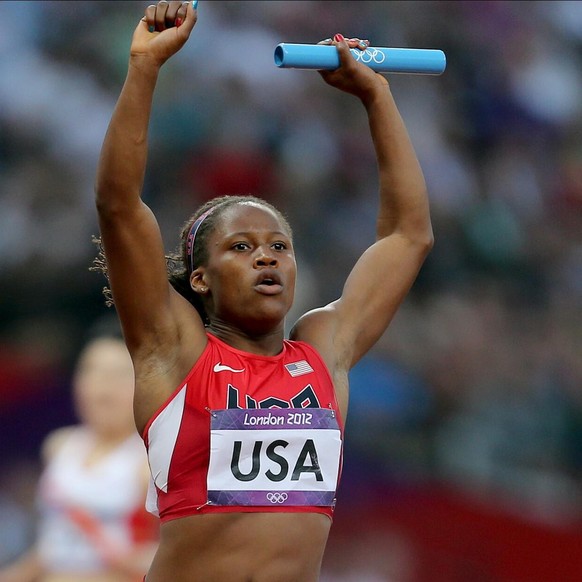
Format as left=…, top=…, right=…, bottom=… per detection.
left=213, top=362, right=245, bottom=373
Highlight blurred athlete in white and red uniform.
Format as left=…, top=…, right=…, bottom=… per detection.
left=0, top=324, right=158, bottom=582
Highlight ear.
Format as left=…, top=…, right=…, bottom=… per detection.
left=190, top=268, right=209, bottom=295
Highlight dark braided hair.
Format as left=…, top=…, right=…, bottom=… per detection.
left=91, top=195, right=293, bottom=325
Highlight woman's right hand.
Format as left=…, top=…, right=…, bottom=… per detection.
left=130, top=1, right=197, bottom=68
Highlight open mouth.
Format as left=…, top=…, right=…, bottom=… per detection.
left=255, top=273, right=283, bottom=294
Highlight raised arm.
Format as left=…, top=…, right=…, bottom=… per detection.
left=292, top=36, right=434, bottom=372
left=95, top=1, right=198, bottom=355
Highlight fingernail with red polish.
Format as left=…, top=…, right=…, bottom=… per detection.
left=334, top=33, right=345, bottom=42
left=175, top=17, right=183, bottom=27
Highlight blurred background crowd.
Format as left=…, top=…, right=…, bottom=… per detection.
left=1, top=1, right=581, bottom=580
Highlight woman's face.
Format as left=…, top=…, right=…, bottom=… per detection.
left=199, top=203, right=297, bottom=333
left=73, top=338, right=136, bottom=436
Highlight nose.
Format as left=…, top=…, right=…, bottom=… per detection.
left=253, top=250, right=278, bottom=268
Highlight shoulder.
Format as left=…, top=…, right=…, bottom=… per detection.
left=290, top=304, right=342, bottom=373
left=40, top=425, right=80, bottom=464
left=290, top=304, right=337, bottom=340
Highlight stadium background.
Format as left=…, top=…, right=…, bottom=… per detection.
left=0, top=1, right=581, bottom=580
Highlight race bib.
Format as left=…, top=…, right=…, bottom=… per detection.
left=207, top=408, right=342, bottom=507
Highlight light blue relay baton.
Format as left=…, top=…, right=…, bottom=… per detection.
left=274, top=43, right=446, bottom=75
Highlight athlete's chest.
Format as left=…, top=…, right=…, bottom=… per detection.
left=199, top=351, right=333, bottom=411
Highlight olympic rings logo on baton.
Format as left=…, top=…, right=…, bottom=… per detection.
left=266, top=492, right=288, bottom=504
left=350, top=47, right=386, bottom=64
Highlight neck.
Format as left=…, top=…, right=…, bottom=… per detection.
left=82, top=427, right=135, bottom=468
left=90, top=426, right=136, bottom=447
left=207, top=320, right=285, bottom=356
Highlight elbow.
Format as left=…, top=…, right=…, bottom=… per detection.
left=405, top=224, right=434, bottom=262
left=94, top=185, right=107, bottom=215
left=423, top=226, right=435, bottom=254
left=94, top=178, right=115, bottom=215
left=418, top=225, right=434, bottom=259
left=95, top=190, right=118, bottom=221
left=408, top=207, right=434, bottom=255
left=94, top=180, right=138, bottom=220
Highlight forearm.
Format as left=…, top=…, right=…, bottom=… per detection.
left=95, top=59, right=161, bottom=213
left=363, top=86, right=432, bottom=242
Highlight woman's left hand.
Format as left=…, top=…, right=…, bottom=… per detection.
left=317, top=34, right=389, bottom=101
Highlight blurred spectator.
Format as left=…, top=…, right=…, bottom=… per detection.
left=0, top=318, right=158, bottom=579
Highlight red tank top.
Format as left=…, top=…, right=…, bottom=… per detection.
left=143, top=333, right=344, bottom=523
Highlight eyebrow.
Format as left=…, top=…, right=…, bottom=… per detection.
left=225, top=231, right=291, bottom=238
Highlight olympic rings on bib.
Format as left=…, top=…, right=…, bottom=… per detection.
left=266, top=492, right=289, bottom=504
